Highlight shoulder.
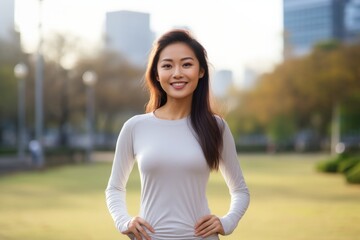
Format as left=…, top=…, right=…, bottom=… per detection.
left=123, top=113, right=152, bottom=128
left=120, top=113, right=153, bottom=133
left=213, top=114, right=227, bottom=130
left=212, top=114, right=234, bottom=138
left=213, top=114, right=225, bottom=123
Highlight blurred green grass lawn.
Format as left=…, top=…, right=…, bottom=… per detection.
left=0, top=153, right=359, bottom=240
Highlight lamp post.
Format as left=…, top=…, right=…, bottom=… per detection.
left=34, top=0, right=44, bottom=168
left=82, top=71, right=97, bottom=162
left=14, top=63, right=28, bottom=162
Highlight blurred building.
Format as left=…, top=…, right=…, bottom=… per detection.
left=105, top=10, right=155, bottom=67
left=283, top=0, right=360, bottom=58
left=345, top=0, right=360, bottom=39
left=242, top=67, right=260, bottom=90
left=212, top=70, right=234, bottom=98
left=0, top=0, right=15, bottom=42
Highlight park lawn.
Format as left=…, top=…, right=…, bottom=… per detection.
left=0, top=153, right=359, bottom=240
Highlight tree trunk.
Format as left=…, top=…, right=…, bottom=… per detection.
left=331, top=101, right=341, bottom=155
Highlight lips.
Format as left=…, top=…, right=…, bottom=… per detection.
left=170, top=82, right=187, bottom=90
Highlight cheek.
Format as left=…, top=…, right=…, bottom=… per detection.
left=157, top=76, right=166, bottom=84
left=157, top=78, right=169, bottom=91
left=157, top=72, right=173, bottom=84
left=191, top=73, right=201, bottom=84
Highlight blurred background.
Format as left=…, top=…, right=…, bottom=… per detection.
left=0, top=0, right=360, bottom=239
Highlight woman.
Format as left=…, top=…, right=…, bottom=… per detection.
left=105, top=29, right=250, bottom=240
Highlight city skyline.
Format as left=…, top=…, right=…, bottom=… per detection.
left=283, top=0, right=360, bottom=57
left=14, top=0, right=283, bottom=87
left=105, top=10, right=154, bottom=67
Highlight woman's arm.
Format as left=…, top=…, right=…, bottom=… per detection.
left=105, top=120, right=136, bottom=233
left=218, top=120, right=250, bottom=235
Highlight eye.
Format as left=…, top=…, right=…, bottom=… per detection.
left=183, top=62, right=193, bottom=68
left=161, top=64, right=172, bottom=69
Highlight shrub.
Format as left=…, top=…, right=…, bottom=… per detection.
left=0, top=147, right=17, bottom=155
left=316, top=153, right=352, bottom=173
left=345, top=162, right=360, bottom=184
left=316, top=158, right=342, bottom=173
left=338, top=156, right=360, bottom=173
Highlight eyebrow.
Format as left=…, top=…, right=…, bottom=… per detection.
left=160, top=57, right=194, bottom=62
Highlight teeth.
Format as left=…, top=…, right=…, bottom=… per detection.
left=172, top=82, right=186, bottom=87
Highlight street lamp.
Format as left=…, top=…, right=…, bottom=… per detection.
left=14, top=63, right=28, bottom=162
left=26, top=0, right=45, bottom=169
left=82, top=71, right=97, bottom=162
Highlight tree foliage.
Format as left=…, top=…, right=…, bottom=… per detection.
left=229, top=41, right=360, bottom=142
left=0, top=36, right=28, bottom=144
left=0, top=33, right=147, bottom=147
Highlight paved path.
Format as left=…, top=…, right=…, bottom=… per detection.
left=92, top=151, right=114, bottom=162
left=0, top=155, right=32, bottom=175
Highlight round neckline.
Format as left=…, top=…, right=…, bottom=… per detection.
left=150, top=111, right=190, bottom=124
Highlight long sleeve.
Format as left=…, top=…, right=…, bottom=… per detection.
left=105, top=120, right=136, bottom=233
left=218, top=120, right=250, bottom=235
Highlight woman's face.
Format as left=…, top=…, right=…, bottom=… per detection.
left=156, top=42, right=204, bottom=102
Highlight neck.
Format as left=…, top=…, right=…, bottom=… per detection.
left=156, top=97, right=192, bottom=120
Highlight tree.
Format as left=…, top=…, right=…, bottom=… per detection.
left=73, top=49, right=147, bottom=134
left=228, top=41, right=360, bottom=153
left=41, top=33, right=82, bottom=146
left=0, top=36, right=28, bottom=146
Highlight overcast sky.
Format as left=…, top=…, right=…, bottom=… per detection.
left=15, top=0, right=284, bottom=86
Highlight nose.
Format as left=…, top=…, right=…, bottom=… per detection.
left=173, top=66, right=183, bottom=79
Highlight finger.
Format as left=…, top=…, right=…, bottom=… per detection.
left=133, top=217, right=155, bottom=233
left=131, top=227, right=142, bottom=240
left=128, top=219, right=142, bottom=240
left=139, top=219, right=155, bottom=233
left=195, top=215, right=216, bottom=231
left=135, top=222, right=152, bottom=240
left=199, top=222, right=218, bottom=238
left=195, top=215, right=212, bottom=229
left=202, top=217, right=225, bottom=237
left=195, top=218, right=213, bottom=234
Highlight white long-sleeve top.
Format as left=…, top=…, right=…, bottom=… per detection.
left=105, top=112, right=250, bottom=240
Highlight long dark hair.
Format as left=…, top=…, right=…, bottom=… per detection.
left=144, top=29, right=223, bottom=171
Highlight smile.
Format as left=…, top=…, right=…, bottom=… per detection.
left=171, top=82, right=187, bottom=89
